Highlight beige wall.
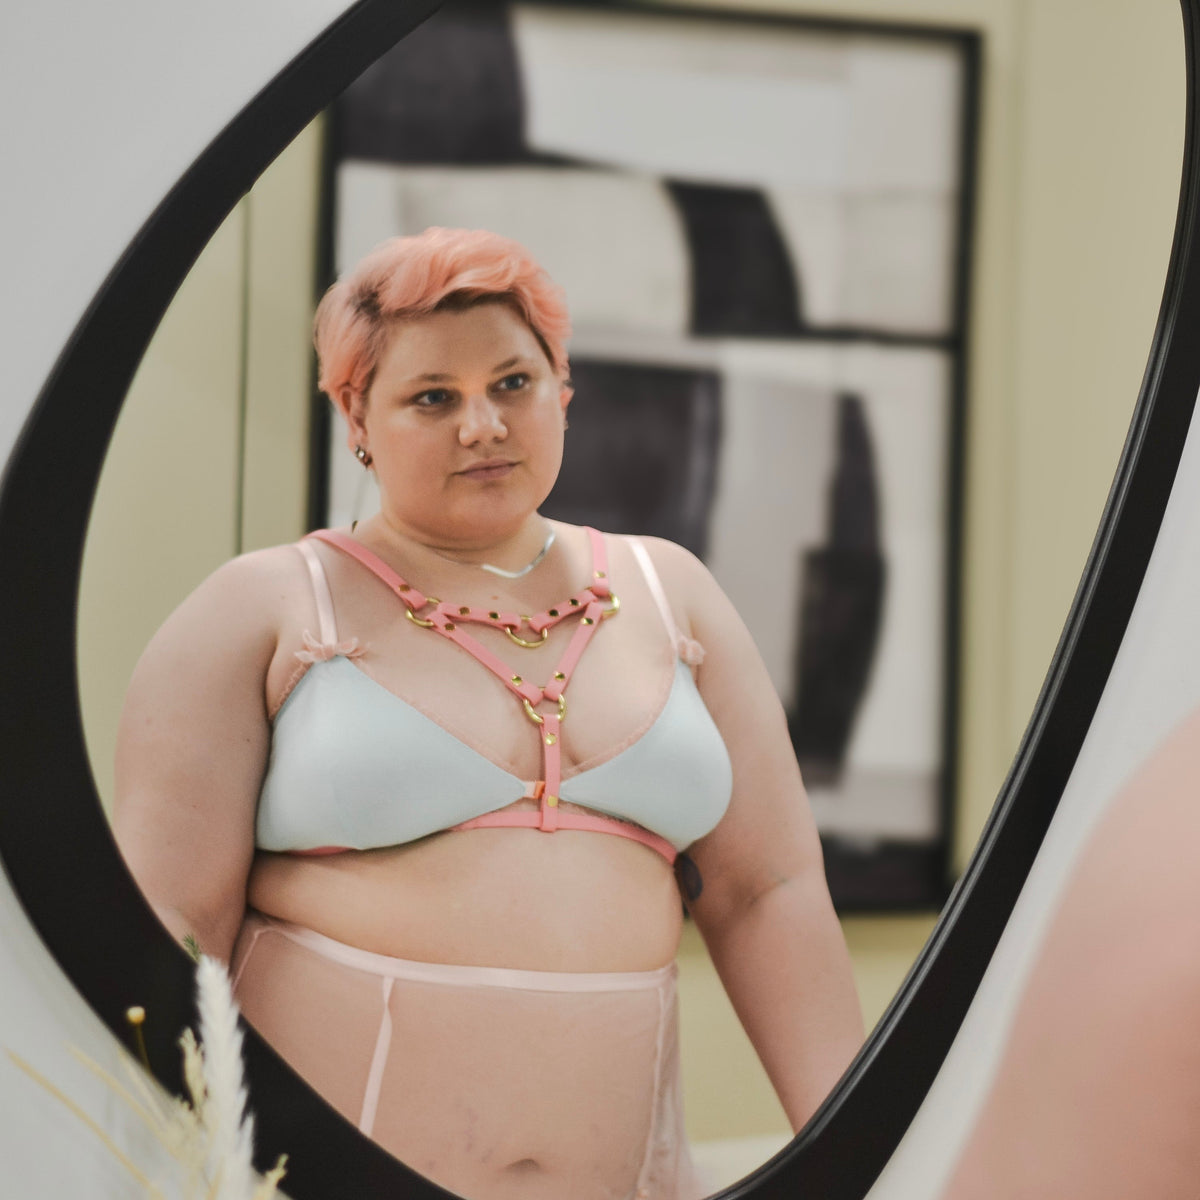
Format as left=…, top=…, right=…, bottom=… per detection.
left=75, top=0, right=1187, bottom=1159
left=77, top=125, right=322, bottom=806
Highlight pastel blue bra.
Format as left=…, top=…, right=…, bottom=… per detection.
left=255, top=532, right=732, bottom=864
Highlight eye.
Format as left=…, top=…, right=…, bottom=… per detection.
left=494, top=372, right=530, bottom=393
left=412, top=388, right=453, bottom=408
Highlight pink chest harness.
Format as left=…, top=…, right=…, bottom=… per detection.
left=307, top=528, right=678, bottom=864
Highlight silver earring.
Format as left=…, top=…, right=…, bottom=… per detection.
left=354, top=445, right=373, bottom=467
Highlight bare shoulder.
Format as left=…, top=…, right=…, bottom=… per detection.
left=626, top=535, right=734, bottom=626
left=130, top=542, right=312, bottom=694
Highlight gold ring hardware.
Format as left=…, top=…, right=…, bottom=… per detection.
left=505, top=625, right=549, bottom=648
left=522, top=695, right=568, bottom=726
left=602, top=592, right=621, bottom=619
left=404, top=596, right=442, bottom=629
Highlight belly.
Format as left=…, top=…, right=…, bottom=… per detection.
left=245, top=823, right=684, bottom=972
left=230, top=910, right=696, bottom=1200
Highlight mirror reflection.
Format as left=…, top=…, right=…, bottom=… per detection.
left=115, top=224, right=865, bottom=1199
left=77, top=0, right=1185, bottom=1195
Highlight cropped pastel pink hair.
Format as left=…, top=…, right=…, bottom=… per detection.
left=313, top=227, right=572, bottom=409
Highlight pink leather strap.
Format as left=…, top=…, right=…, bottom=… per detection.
left=305, top=527, right=676, bottom=858
left=308, top=527, right=612, bottom=636
left=309, top=529, right=431, bottom=608
left=452, top=808, right=677, bottom=865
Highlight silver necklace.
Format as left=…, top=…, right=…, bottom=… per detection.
left=479, top=529, right=556, bottom=578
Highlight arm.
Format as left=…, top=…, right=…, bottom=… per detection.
left=942, top=707, right=1200, bottom=1200
left=648, top=540, right=865, bottom=1133
left=111, top=550, right=289, bottom=963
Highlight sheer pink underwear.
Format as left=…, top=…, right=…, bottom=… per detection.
left=231, top=913, right=708, bottom=1200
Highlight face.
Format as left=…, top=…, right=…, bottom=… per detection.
left=342, top=302, right=571, bottom=547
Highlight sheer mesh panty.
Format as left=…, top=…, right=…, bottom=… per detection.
left=231, top=913, right=706, bottom=1200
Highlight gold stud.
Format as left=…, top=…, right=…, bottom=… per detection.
left=549, top=608, right=559, bottom=617
left=595, top=570, right=606, bottom=578
left=569, top=598, right=580, bottom=606
left=545, top=733, right=557, bottom=745
left=554, top=671, right=565, bottom=681
left=489, top=611, right=500, bottom=620
left=459, top=606, right=470, bottom=615
left=547, top=794, right=559, bottom=807
left=398, top=583, right=410, bottom=592
left=445, top=621, right=456, bottom=631
left=511, top=675, right=523, bottom=685
left=582, top=617, right=594, bottom=626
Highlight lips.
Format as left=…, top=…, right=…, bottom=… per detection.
left=458, top=460, right=516, bottom=481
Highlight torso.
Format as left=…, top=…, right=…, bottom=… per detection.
left=246, top=525, right=721, bottom=973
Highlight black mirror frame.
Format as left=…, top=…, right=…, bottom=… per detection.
left=2, top=1, right=1198, bottom=1196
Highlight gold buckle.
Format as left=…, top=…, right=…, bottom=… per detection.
left=522, top=695, right=568, bottom=726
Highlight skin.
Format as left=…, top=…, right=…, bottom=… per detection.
left=942, top=706, right=1200, bottom=1200
left=114, top=300, right=864, bottom=1169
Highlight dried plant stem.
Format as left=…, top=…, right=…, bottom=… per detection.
left=6, top=1049, right=167, bottom=1199
left=66, top=1045, right=165, bottom=1135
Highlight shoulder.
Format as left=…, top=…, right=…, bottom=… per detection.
left=619, top=534, right=730, bottom=620
left=144, top=542, right=311, bottom=664
left=616, top=534, right=713, bottom=589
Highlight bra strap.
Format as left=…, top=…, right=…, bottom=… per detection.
left=628, top=538, right=679, bottom=644
left=295, top=540, right=339, bottom=645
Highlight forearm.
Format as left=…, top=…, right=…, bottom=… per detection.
left=696, top=873, right=864, bottom=1133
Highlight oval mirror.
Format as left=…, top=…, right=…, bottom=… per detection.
left=2, top=1, right=1198, bottom=1197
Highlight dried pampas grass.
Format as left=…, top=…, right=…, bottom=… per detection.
left=7, top=955, right=287, bottom=1200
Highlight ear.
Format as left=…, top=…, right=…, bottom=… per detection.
left=559, top=382, right=574, bottom=413
left=334, top=385, right=369, bottom=453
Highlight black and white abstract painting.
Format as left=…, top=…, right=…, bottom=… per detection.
left=321, top=0, right=975, bottom=908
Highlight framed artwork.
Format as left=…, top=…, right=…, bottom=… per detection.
left=316, top=0, right=978, bottom=909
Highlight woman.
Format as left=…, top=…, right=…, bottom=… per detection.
left=113, top=227, right=863, bottom=1200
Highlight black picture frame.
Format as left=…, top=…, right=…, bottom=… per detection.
left=313, top=0, right=984, bottom=911
left=2, top=1, right=1198, bottom=1197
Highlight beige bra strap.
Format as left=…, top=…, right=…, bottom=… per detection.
left=295, top=539, right=339, bottom=646
left=628, top=537, right=679, bottom=645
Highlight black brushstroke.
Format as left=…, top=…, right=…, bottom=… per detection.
left=334, top=0, right=529, bottom=164
left=541, top=358, right=722, bottom=559
left=790, top=394, right=886, bottom=783
left=667, top=180, right=803, bottom=334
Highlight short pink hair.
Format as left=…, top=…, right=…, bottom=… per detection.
left=313, top=227, right=572, bottom=407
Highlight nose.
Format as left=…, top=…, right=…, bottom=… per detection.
left=458, top=391, right=507, bottom=446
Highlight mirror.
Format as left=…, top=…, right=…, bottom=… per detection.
left=2, top=0, right=1198, bottom=1196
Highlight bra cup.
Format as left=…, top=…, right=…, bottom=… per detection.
left=257, top=657, right=528, bottom=852
left=256, top=656, right=733, bottom=854
left=558, top=660, right=733, bottom=851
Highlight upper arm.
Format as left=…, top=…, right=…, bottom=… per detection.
left=638, top=539, right=825, bottom=918
left=111, top=548, right=295, bottom=959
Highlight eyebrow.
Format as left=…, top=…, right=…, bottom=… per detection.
left=407, top=357, right=524, bottom=385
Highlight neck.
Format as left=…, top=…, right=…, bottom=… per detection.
left=362, top=512, right=554, bottom=575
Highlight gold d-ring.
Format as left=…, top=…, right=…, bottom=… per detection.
left=505, top=624, right=549, bottom=648
left=522, top=695, right=568, bottom=726
left=405, top=597, right=441, bottom=629
left=602, top=592, right=620, bottom=619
